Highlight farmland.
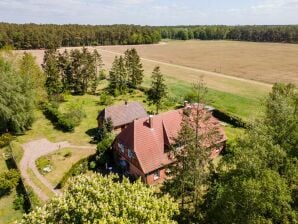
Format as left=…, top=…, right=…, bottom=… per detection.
left=17, top=40, right=298, bottom=120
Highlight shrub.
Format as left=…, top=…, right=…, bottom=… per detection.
left=0, top=169, right=20, bottom=196
left=0, top=133, right=14, bottom=148
left=99, top=92, right=113, bottom=106
left=57, top=115, right=76, bottom=132
left=43, top=103, right=84, bottom=132
left=36, top=156, right=51, bottom=174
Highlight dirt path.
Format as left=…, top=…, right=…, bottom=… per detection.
left=98, top=48, right=272, bottom=88
left=20, top=138, right=96, bottom=202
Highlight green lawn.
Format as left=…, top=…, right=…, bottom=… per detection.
left=0, top=148, right=24, bottom=224
left=36, top=147, right=96, bottom=186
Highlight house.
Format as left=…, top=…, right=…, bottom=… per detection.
left=113, top=104, right=227, bottom=185
left=97, top=101, right=148, bottom=132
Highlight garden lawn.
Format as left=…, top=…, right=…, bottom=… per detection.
left=36, top=147, right=96, bottom=187
left=0, top=148, right=24, bottom=224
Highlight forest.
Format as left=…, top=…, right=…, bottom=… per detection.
left=158, top=25, right=298, bottom=43
left=0, top=23, right=161, bottom=49
left=0, top=23, right=297, bottom=50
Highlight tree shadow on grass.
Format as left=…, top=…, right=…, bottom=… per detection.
left=85, top=128, right=99, bottom=144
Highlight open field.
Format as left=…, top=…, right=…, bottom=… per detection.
left=99, top=40, right=298, bottom=85
left=17, top=40, right=287, bottom=120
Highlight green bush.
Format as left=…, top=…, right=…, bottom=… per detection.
left=0, top=133, right=14, bottom=147
left=36, top=156, right=51, bottom=174
left=99, top=92, right=113, bottom=106
left=0, top=169, right=20, bottom=196
left=57, top=115, right=76, bottom=132
left=43, top=103, right=84, bottom=132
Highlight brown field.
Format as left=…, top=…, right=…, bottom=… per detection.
left=16, top=40, right=298, bottom=102
left=99, top=40, right=298, bottom=85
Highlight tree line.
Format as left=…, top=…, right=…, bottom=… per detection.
left=1, top=23, right=297, bottom=50
left=159, top=25, right=298, bottom=43
left=0, top=23, right=161, bottom=49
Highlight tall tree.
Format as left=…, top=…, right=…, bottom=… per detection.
left=43, top=49, right=63, bottom=99
left=147, top=66, right=167, bottom=114
left=108, top=56, right=120, bottom=95
left=108, top=56, right=127, bottom=95
left=124, top=48, right=144, bottom=88
left=205, top=83, right=298, bottom=224
left=0, top=56, right=35, bottom=133
left=20, top=173, right=179, bottom=224
left=19, top=52, right=46, bottom=102
left=163, top=81, right=223, bottom=223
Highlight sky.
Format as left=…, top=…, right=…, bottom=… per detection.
left=0, top=0, right=297, bottom=26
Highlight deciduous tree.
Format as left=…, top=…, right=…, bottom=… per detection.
left=20, top=173, right=179, bottom=224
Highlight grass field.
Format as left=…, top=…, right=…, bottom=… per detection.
left=0, top=148, right=24, bottom=224
left=36, top=147, right=95, bottom=186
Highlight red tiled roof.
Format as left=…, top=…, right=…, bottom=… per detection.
left=117, top=106, right=227, bottom=174
left=99, top=102, right=148, bottom=127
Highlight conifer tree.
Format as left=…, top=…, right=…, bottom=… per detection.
left=147, top=66, right=167, bottom=114
left=125, top=48, right=144, bottom=88
left=108, top=56, right=120, bottom=96
left=43, top=49, right=63, bottom=99
left=163, top=80, right=223, bottom=223
left=108, top=56, right=127, bottom=95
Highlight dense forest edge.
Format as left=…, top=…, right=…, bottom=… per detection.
left=0, top=23, right=297, bottom=49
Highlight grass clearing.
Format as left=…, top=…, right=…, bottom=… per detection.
left=37, top=147, right=95, bottom=186
left=26, top=168, right=55, bottom=199
left=0, top=148, right=24, bottom=224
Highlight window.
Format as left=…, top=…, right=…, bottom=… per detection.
left=153, top=170, right=160, bottom=180
left=118, top=143, right=125, bottom=153
left=128, top=149, right=134, bottom=159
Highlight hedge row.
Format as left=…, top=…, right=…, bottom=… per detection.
left=56, top=154, right=96, bottom=189
left=212, top=109, right=248, bottom=128
left=43, top=104, right=80, bottom=132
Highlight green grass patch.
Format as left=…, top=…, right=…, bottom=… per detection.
left=165, top=80, right=264, bottom=121
left=26, top=168, right=55, bottom=199
left=0, top=147, right=24, bottom=224
left=37, top=147, right=95, bottom=187
left=0, top=189, right=23, bottom=224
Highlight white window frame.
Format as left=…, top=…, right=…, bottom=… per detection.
left=153, top=170, right=160, bottom=180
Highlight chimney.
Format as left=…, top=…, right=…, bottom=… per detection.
left=184, top=101, right=188, bottom=108
left=149, top=115, right=154, bottom=129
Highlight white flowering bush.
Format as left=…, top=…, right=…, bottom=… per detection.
left=19, top=173, right=179, bottom=224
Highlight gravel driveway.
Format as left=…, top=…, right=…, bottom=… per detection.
left=20, top=139, right=70, bottom=201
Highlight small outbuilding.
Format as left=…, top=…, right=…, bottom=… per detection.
left=97, top=101, right=148, bottom=132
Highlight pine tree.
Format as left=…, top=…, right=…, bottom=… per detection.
left=163, top=80, right=223, bottom=222
left=117, top=56, right=128, bottom=94
left=108, top=56, right=120, bottom=95
left=108, top=56, right=127, bottom=96
left=147, top=66, right=167, bottom=114
left=125, top=48, right=144, bottom=88
left=43, top=50, right=63, bottom=99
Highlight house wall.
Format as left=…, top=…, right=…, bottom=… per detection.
left=145, top=168, right=167, bottom=185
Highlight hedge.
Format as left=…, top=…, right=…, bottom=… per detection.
left=43, top=103, right=77, bottom=132
left=56, top=154, right=96, bottom=189
left=212, top=109, right=248, bottom=128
